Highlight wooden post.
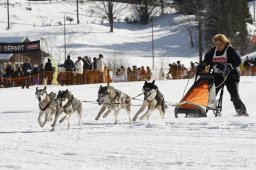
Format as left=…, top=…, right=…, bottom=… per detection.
left=107, top=68, right=110, bottom=86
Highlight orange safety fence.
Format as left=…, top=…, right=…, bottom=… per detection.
left=1, top=69, right=111, bottom=88
left=251, top=66, right=256, bottom=76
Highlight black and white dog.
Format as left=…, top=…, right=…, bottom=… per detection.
left=95, top=85, right=132, bottom=125
left=35, top=86, right=61, bottom=130
left=53, top=89, right=82, bottom=130
left=132, top=80, right=166, bottom=121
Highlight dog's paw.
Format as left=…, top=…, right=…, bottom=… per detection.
left=95, top=117, right=99, bottom=121
left=103, top=114, right=108, bottom=118
left=139, top=116, right=144, bottom=120
left=132, top=117, right=137, bottom=122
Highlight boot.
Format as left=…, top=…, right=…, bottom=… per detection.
left=236, top=109, right=249, bottom=116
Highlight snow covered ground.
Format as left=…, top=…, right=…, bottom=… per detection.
left=0, top=77, right=256, bottom=170
left=1, top=1, right=256, bottom=169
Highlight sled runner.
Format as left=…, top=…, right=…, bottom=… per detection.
left=174, top=63, right=233, bottom=118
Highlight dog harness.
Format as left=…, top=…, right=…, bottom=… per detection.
left=63, top=95, right=74, bottom=112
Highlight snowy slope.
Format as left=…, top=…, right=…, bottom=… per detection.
left=0, top=0, right=198, bottom=68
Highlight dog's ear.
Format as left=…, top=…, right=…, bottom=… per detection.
left=44, top=86, right=47, bottom=90
left=99, top=85, right=102, bottom=89
left=66, top=89, right=68, bottom=92
left=152, top=80, right=155, bottom=84
left=144, top=81, right=147, bottom=85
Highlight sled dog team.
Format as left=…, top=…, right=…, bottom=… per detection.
left=35, top=80, right=166, bottom=131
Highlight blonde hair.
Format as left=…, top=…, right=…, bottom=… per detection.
left=212, top=34, right=231, bottom=46
left=26, top=57, right=31, bottom=62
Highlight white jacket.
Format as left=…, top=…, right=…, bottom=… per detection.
left=96, top=58, right=106, bottom=72
left=75, top=60, right=84, bottom=74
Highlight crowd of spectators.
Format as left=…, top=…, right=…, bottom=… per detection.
left=240, top=56, right=256, bottom=76
left=1, top=55, right=256, bottom=88
left=111, top=65, right=152, bottom=82
left=0, top=57, right=39, bottom=88
left=166, top=61, right=196, bottom=79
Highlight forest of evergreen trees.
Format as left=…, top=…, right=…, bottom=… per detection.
left=174, top=0, right=253, bottom=55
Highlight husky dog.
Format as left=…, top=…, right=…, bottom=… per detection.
left=132, top=80, right=166, bottom=121
left=35, top=86, right=60, bottom=129
left=53, top=89, right=82, bottom=130
left=95, top=85, right=131, bottom=125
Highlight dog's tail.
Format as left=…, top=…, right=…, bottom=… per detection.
left=161, top=98, right=168, bottom=114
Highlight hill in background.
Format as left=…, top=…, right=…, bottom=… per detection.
left=0, top=0, right=199, bottom=69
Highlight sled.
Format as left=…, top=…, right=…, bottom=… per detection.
left=174, top=63, right=233, bottom=118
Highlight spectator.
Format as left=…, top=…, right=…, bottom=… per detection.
left=22, top=57, right=32, bottom=76
left=159, top=67, right=165, bottom=80
left=83, top=56, right=93, bottom=71
left=92, top=57, right=97, bottom=70
left=137, top=67, right=141, bottom=80
left=146, top=66, right=152, bottom=80
left=75, top=56, right=84, bottom=84
left=188, top=61, right=196, bottom=78
left=166, top=64, right=173, bottom=79
left=176, top=60, right=182, bottom=79
left=96, top=54, right=106, bottom=72
left=127, top=67, right=132, bottom=81
left=64, top=55, right=75, bottom=71
left=243, top=56, right=251, bottom=68
left=31, top=64, right=41, bottom=85
left=44, top=58, right=54, bottom=72
left=120, top=66, right=126, bottom=81
left=120, top=66, right=126, bottom=76
left=3, top=62, right=14, bottom=78
left=132, top=65, right=137, bottom=81
left=12, top=67, right=24, bottom=87
left=75, top=56, right=84, bottom=74
left=181, top=64, right=188, bottom=79
left=140, top=66, right=147, bottom=80
left=39, top=64, right=44, bottom=73
left=63, top=55, right=75, bottom=85
left=243, top=56, right=254, bottom=76
left=118, top=68, right=122, bottom=76
left=22, top=57, right=32, bottom=88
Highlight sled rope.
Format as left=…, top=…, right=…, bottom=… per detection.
left=215, top=77, right=227, bottom=89
left=82, top=100, right=98, bottom=104
left=82, top=93, right=144, bottom=105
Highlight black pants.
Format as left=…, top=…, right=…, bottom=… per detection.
left=215, top=75, right=246, bottom=112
